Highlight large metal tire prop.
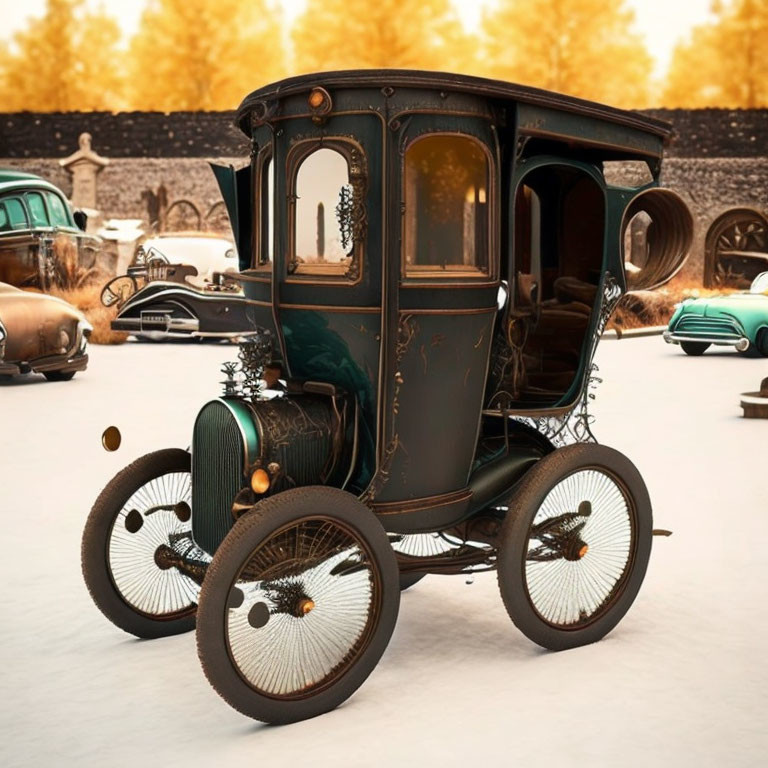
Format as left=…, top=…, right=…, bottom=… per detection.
left=622, top=188, right=693, bottom=291
left=81, top=448, right=199, bottom=638
left=704, top=208, right=768, bottom=288
left=196, top=486, right=400, bottom=724
left=498, top=443, right=652, bottom=651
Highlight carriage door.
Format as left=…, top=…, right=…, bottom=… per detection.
left=274, top=115, right=384, bottom=491
left=372, top=120, right=500, bottom=506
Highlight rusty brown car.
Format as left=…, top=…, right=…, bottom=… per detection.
left=0, top=282, right=91, bottom=380
left=0, top=169, right=101, bottom=290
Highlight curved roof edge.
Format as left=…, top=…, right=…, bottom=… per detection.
left=236, top=69, right=673, bottom=142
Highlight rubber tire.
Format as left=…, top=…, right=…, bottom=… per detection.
left=44, top=370, right=76, bottom=381
left=196, top=486, right=400, bottom=724
left=680, top=341, right=709, bottom=356
left=498, top=443, right=653, bottom=651
left=399, top=572, right=426, bottom=591
left=82, top=448, right=197, bottom=639
left=737, top=332, right=768, bottom=357
left=758, top=330, right=768, bottom=357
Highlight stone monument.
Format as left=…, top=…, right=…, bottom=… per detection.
left=59, top=132, right=109, bottom=210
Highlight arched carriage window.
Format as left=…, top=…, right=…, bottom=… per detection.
left=403, top=134, right=490, bottom=276
left=289, top=142, right=365, bottom=280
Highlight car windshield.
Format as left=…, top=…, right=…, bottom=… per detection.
left=749, top=272, right=768, bottom=294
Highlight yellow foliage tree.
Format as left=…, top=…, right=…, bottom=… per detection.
left=128, top=0, right=286, bottom=111
left=479, top=0, right=652, bottom=108
left=292, top=0, right=471, bottom=73
left=663, top=0, right=768, bottom=108
left=0, top=0, right=123, bottom=111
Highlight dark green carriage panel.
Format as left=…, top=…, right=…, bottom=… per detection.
left=373, top=310, right=496, bottom=502
left=280, top=307, right=380, bottom=489
left=516, top=103, right=666, bottom=160
left=210, top=163, right=252, bottom=271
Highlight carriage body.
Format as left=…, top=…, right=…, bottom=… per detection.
left=199, top=70, right=691, bottom=543
left=83, top=71, right=693, bottom=725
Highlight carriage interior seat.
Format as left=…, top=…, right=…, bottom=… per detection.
left=485, top=164, right=604, bottom=411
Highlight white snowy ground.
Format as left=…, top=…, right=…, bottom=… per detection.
left=0, top=336, right=766, bottom=768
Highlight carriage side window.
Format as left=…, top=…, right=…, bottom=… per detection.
left=403, top=135, right=490, bottom=276
left=290, top=144, right=364, bottom=279
left=258, top=153, right=274, bottom=267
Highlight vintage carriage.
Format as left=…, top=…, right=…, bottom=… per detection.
left=82, top=70, right=692, bottom=724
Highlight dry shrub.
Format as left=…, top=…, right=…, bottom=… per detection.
left=52, top=235, right=100, bottom=290
left=49, top=284, right=129, bottom=345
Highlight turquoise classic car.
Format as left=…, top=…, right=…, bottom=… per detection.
left=664, top=271, right=768, bottom=356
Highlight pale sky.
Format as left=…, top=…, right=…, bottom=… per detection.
left=0, top=0, right=715, bottom=78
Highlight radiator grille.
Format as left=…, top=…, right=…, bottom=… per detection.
left=675, top=315, right=742, bottom=339
left=192, top=401, right=245, bottom=555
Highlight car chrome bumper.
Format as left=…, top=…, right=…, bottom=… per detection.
left=663, top=330, right=750, bottom=352
left=0, top=352, right=89, bottom=376
left=112, top=315, right=200, bottom=336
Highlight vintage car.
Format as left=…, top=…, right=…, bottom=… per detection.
left=82, top=70, right=692, bottom=725
left=131, top=232, right=238, bottom=285
left=0, top=170, right=101, bottom=289
left=0, top=282, right=91, bottom=380
left=664, top=270, right=768, bottom=356
left=101, top=240, right=253, bottom=340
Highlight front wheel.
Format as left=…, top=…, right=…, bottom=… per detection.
left=498, top=443, right=652, bottom=651
left=196, top=487, right=400, bottom=724
left=680, top=341, right=709, bottom=356
left=44, top=369, right=76, bottom=381
left=81, top=448, right=199, bottom=638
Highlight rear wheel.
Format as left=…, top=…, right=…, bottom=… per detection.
left=81, top=448, right=199, bottom=638
left=498, top=444, right=652, bottom=651
left=391, top=532, right=460, bottom=591
left=680, top=341, right=709, bottom=356
left=44, top=370, right=76, bottom=381
left=196, top=486, right=400, bottom=724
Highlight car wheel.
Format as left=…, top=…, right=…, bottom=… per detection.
left=737, top=342, right=762, bottom=358
left=44, top=370, right=76, bottom=381
left=754, top=330, right=768, bottom=357
left=81, top=448, right=199, bottom=638
left=680, top=341, right=709, bottom=356
left=196, top=486, right=400, bottom=724
left=498, top=443, right=652, bottom=651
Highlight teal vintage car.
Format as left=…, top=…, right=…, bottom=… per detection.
left=664, top=271, right=768, bottom=356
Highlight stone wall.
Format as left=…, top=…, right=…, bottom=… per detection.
left=1, top=108, right=766, bottom=282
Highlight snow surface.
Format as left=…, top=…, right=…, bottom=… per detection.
left=0, top=337, right=766, bottom=767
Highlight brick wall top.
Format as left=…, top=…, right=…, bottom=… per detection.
left=0, top=111, right=249, bottom=158
left=0, top=108, right=765, bottom=159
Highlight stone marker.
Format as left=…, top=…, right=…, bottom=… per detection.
left=59, top=132, right=109, bottom=210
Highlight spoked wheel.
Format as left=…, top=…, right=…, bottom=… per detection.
left=82, top=448, right=200, bottom=638
left=498, top=444, right=652, bottom=651
left=196, top=486, right=399, bottom=724
left=390, top=532, right=460, bottom=591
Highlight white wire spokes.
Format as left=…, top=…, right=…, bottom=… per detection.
left=108, top=471, right=199, bottom=617
left=524, top=469, right=633, bottom=628
left=391, top=532, right=459, bottom=558
left=226, top=522, right=377, bottom=698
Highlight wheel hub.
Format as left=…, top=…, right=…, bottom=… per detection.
left=297, top=598, right=315, bottom=615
